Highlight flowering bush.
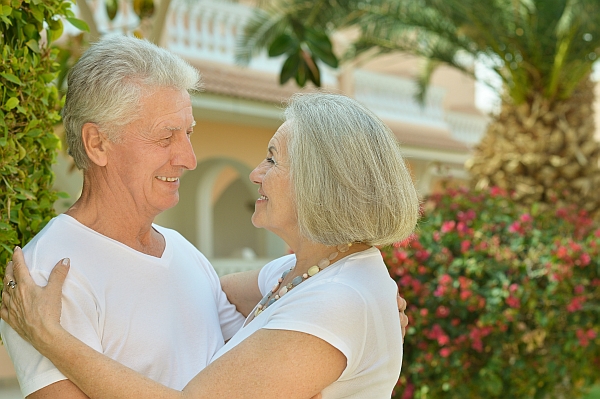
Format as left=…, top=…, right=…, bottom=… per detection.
left=383, top=187, right=600, bottom=399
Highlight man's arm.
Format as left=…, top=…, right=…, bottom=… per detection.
left=28, top=380, right=88, bottom=399
left=219, top=269, right=262, bottom=317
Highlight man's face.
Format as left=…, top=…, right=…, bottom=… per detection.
left=104, top=87, right=197, bottom=217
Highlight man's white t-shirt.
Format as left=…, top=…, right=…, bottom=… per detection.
left=211, top=247, right=403, bottom=399
left=0, top=214, right=244, bottom=397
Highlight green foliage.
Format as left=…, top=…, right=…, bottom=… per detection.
left=239, top=0, right=600, bottom=102
left=237, top=1, right=339, bottom=87
left=0, top=0, right=85, bottom=293
left=382, top=187, right=600, bottom=398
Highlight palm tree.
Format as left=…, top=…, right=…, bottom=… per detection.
left=237, top=0, right=600, bottom=216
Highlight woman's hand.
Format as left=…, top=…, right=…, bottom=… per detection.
left=0, top=247, right=70, bottom=349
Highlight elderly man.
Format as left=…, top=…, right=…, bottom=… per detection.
left=0, top=35, right=244, bottom=398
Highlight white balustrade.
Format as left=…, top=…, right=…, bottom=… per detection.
left=445, top=111, right=489, bottom=145
left=354, top=69, right=447, bottom=128
left=354, top=69, right=488, bottom=145
left=166, top=0, right=285, bottom=73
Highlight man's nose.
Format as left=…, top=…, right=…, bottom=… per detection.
left=173, top=134, right=197, bottom=170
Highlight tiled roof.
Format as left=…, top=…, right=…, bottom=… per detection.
left=187, top=59, right=317, bottom=104
left=187, top=59, right=470, bottom=153
left=386, top=120, right=470, bottom=153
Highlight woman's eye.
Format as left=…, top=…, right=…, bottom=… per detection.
left=266, top=157, right=275, bottom=164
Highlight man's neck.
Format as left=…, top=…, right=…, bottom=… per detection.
left=66, top=179, right=165, bottom=258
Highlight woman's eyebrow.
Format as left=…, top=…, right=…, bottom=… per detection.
left=268, top=145, right=278, bottom=153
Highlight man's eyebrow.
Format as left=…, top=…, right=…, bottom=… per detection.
left=162, top=120, right=196, bottom=131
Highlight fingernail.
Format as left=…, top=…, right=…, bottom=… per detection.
left=62, top=258, right=70, bottom=266
left=14, top=246, right=21, bottom=253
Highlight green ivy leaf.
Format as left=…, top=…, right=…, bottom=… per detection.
left=29, top=4, right=44, bottom=22
left=65, top=17, right=90, bottom=32
left=4, top=97, right=19, bottom=110
left=1, top=73, right=22, bottom=85
left=26, top=39, right=40, bottom=53
left=1, top=5, right=12, bottom=16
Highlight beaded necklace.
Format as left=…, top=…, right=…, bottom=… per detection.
left=251, top=243, right=352, bottom=319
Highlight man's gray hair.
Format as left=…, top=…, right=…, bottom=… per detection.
left=285, top=93, right=420, bottom=247
left=63, top=35, right=202, bottom=169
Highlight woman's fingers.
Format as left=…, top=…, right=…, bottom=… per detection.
left=396, top=291, right=409, bottom=338
left=48, top=258, right=70, bottom=292
left=400, top=312, right=409, bottom=338
left=11, top=246, right=33, bottom=287
left=397, top=294, right=407, bottom=312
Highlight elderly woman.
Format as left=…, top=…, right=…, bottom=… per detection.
left=2, top=93, right=420, bottom=398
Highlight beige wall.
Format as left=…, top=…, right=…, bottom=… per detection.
left=0, top=345, right=15, bottom=381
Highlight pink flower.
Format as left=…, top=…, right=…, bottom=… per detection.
left=556, top=246, right=569, bottom=259
left=437, top=334, right=450, bottom=346
left=457, top=221, right=470, bottom=234
left=434, top=285, right=446, bottom=297
left=420, top=308, right=429, bottom=317
left=417, top=265, right=427, bottom=275
left=520, top=213, right=533, bottom=223
left=509, top=283, right=519, bottom=293
left=577, top=329, right=590, bottom=347
left=471, top=339, right=483, bottom=352
left=506, top=296, right=520, bottom=309
left=439, top=274, right=453, bottom=285
left=574, top=285, right=585, bottom=295
left=433, top=231, right=441, bottom=242
left=461, top=240, right=471, bottom=253
left=567, top=297, right=584, bottom=312
left=458, top=276, right=472, bottom=289
left=579, top=253, right=591, bottom=267
left=508, top=221, right=523, bottom=234
left=441, top=220, right=456, bottom=233
left=490, top=186, right=506, bottom=197
left=401, top=382, right=415, bottom=399
left=460, top=290, right=473, bottom=300
left=457, top=209, right=476, bottom=223
left=439, top=348, right=452, bottom=358
left=415, top=250, right=430, bottom=262
left=436, top=306, right=450, bottom=318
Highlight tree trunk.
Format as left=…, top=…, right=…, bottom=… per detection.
left=467, top=76, right=600, bottom=218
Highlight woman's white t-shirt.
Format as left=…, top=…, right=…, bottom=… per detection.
left=211, top=247, right=403, bottom=398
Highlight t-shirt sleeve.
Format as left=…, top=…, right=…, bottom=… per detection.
left=261, top=281, right=368, bottom=377
left=0, top=268, right=103, bottom=397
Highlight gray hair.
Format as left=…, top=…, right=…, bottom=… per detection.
left=62, top=35, right=202, bottom=169
left=285, top=93, right=420, bottom=247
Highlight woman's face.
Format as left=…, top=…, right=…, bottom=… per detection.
left=249, top=122, right=298, bottom=240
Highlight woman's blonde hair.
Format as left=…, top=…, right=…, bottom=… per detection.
left=285, top=93, right=420, bottom=246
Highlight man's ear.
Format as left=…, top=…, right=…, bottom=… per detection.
left=81, top=123, right=110, bottom=167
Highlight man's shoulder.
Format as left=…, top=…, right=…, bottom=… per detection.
left=23, top=215, right=69, bottom=254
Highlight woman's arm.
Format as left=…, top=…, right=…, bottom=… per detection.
left=1, top=249, right=344, bottom=399
left=219, top=270, right=262, bottom=317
